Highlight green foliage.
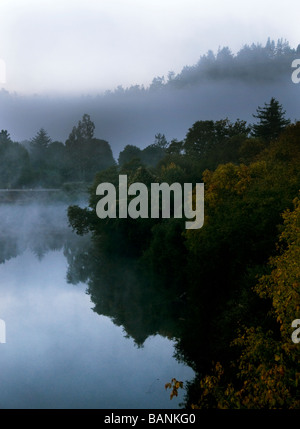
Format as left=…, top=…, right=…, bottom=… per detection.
left=159, top=162, right=186, bottom=184
left=166, top=139, right=183, bottom=155
left=118, top=135, right=167, bottom=169
left=63, top=99, right=300, bottom=409
left=182, top=118, right=251, bottom=172
left=141, top=144, right=165, bottom=167
left=118, top=145, right=142, bottom=166
left=191, top=198, right=300, bottom=409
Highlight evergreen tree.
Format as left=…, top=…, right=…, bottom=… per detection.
left=30, top=128, right=51, bottom=151
left=252, top=97, right=290, bottom=142
left=29, top=128, right=51, bottom=170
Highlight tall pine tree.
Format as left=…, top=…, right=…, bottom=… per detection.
left=252, top=97, right=290, bottom=142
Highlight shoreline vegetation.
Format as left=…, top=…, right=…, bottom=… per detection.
left=66, top=97, right=299, bottom=409
left=2, top=99, right=299, bottom=409
left=1, top=39, right=299, bottom=408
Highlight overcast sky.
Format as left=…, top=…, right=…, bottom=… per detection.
left=0, top=0, right=299, bottom=95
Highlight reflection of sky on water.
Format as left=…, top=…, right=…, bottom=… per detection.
left=0, top=249, right=194, bottom=409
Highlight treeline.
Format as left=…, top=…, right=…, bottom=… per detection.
left=68, top=97, right=300, bottom=408
left=1, top=38, right=299, bottom=159
left=105, top=38, right=299, bottom=96
left=0, top=114, right=172, bottom=189
left=0, top=114, right=115, bottom=188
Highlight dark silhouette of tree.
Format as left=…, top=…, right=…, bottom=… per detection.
left=67, top=113, right=95, bottom=145
left=0, top=130, right=12, bottom=144
left=252, top=98, right=290, bottom=142
left=0, top=138, right=31, bottom=188
left=28, top=128, right=52, bottom=184
left=118, top=136, right=167, bottom=169
left=166, top=139, right=184, bottom=155
left=184, top=120, right=216, bottom=156
left=30, top=128, right=51, bottom=164
left=65, top=114, right=115, bottom=182
left=154, top=133, right=168, bottom=149
left=183, top=118, right=250, bottom=158
left=118, top=145, right=142, bottom=166
left=141, top=144, right=165, bottom=167
left=30, top=128, right=51, bottom=151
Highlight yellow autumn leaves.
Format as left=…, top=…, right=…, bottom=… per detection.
left=165, top=378, right=184, bottom=400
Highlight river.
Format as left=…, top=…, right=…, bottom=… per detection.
left=0, top=202, right=194, bottom=409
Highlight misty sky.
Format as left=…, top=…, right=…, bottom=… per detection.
left=0, top=0, right=299, bottom=95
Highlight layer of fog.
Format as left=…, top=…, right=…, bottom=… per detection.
left=1, top=80, right=299, bottom=158
left=0, top=202, right=82, bottom=263
left=1, top=40, right=300, bottom=157
left=0, top=203, right=193, bottom=409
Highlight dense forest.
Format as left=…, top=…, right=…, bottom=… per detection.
left=66, top=97, right=300, bottom=408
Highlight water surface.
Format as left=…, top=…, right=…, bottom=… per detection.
left=0, top=203, right=194, bottom=409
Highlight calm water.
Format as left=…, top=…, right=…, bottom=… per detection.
left=0, top=203, right=194, bottom=409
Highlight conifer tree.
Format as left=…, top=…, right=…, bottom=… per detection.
left=252, top=97, right=290, bottom=142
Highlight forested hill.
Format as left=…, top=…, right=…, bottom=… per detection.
left=110, top=38, right=300, bottom=90
left=0, top=39, right=299, bottom=154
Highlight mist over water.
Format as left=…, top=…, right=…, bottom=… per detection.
left=0, top=203, right=72, bottom=262
left=0, top=202, right=194, bottom=408
left=0, top=37, right=299, bottom=409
